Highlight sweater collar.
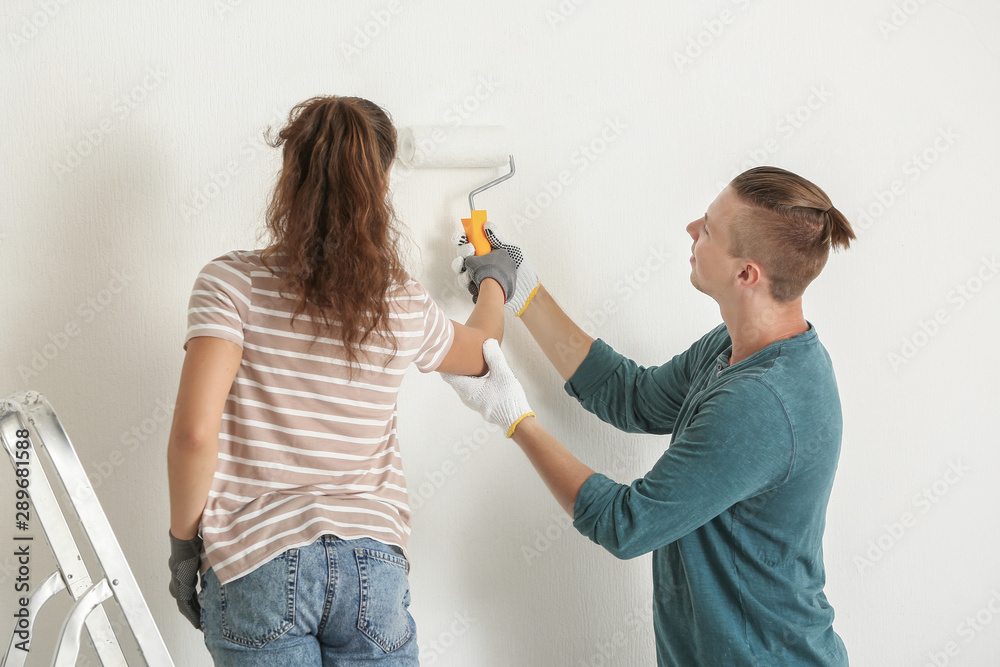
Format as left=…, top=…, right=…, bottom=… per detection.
left=717, top=321, right=816, bottom=372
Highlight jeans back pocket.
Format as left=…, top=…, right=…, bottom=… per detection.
left=355, top=547, right=412, bottom=652
left=220, top=549, right=299, bottom=648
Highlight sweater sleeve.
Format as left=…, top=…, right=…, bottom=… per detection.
left=572, top=377, right=794, bottom=560
left=563, top=338, right=697, bottom=435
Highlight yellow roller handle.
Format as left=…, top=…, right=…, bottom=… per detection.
left=461, top=209, right=491, bottom=256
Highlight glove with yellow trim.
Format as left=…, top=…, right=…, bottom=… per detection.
left=441, top=339, right=534, bottom=438
left=451, top=222, right=540, bottom=316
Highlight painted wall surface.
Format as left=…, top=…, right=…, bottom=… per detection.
left=2, top=1, right=999, bottom=665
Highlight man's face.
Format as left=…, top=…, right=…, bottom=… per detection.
left=685, top=186, right=746, bottom=299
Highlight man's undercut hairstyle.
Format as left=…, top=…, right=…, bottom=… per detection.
left=729, top=166, right=855, bottom=302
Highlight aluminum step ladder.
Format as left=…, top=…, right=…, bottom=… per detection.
left=1, top=391, right=174, bottom=666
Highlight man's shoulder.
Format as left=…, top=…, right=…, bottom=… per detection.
left=727, top=333, right=842, bottom=433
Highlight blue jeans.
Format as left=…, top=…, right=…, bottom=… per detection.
left=199, top=536, right=419, bottom=666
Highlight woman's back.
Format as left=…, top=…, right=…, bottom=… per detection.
left=168, top=95, right=509, bottom=664
left=186, top=249, right=454, bottom=585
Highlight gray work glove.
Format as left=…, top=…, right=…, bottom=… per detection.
left=168, top=531, right=203, bottom=629
left=452, top=222, right=540, bottom=315
left=441, top=339, right=535, bottom=438
left=454, top=244, right=517, bottom=304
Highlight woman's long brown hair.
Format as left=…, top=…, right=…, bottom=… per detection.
left=260, top=96, right=404, bottom=371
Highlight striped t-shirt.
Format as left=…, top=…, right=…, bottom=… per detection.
left=184, top=250, right=455, bottom=585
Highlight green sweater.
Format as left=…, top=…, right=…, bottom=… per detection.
left=566, top=323, right=848, bottom=666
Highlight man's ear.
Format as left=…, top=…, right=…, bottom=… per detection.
left=735, top=260, right=763, bottom=288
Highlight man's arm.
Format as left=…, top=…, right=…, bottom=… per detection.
left=510, top=416, right=595, bottom=516
left=570, top=379, right=792, bottom=559
left=504, top=379, right=793, bottom=559
left=470, top=228, right=695, bottom=433
left=518, top=285, right=595, bottom=381
left=473, top=224, right=592, bottom=380
left=519, top=283, right=693, bottom=435
left=444, top=341, right=791, bottom=559
left=494, top=231, right=696, bottom=434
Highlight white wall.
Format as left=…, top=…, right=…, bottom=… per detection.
left=2, top=1, right=999, bottom=665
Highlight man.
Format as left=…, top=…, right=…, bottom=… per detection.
left=444, top=166, right=854, bottom=665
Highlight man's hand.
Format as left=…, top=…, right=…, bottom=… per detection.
left=441, top=339, right=534, bottom=437
left=168, top=531, right=203, bottom=629
left=452, top=222, right=540, bottom=316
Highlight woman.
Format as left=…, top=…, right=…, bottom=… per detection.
left=166, top=95, right=515, bottom=665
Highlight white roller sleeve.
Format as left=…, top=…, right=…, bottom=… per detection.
left=397, top=126, right=510, bottom=168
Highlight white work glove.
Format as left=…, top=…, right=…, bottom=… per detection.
left=441, top=339, right=535, bottom=438
left=451, top=222, right=541, bottom=316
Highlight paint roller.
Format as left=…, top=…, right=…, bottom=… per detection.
left=397, top=126, right=515, bottom=256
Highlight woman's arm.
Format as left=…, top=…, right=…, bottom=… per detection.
left=167, top=336, right=242, bottom=540
left=435, top=278, right=506, bottom=377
